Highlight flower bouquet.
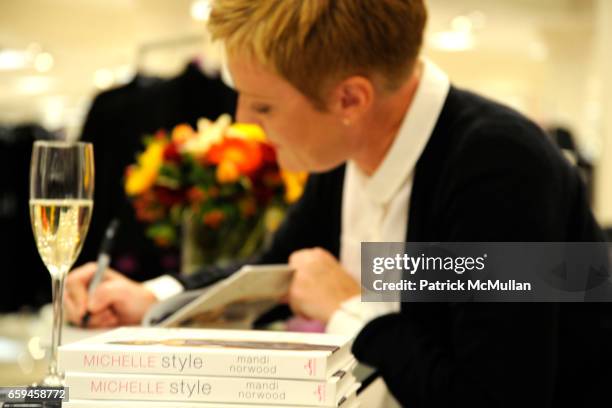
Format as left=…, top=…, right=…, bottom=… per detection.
left=124, top=114, right=306, bottom=273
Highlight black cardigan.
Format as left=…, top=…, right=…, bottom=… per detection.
left=179, top=87, right=612, bottom=407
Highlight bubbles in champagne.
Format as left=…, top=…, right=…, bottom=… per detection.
left=29, top=199, right=93, bottom=277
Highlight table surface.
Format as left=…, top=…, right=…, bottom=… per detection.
left=0, top=309, right=399, bottom=407
left=0, top=308, right=108, bottom=386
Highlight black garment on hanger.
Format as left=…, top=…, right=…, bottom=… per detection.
left=548, top=126, right=595, bottom=203
left=0, top=124, right=54, bottom=311
left=77, top=64, right=237, bottom=282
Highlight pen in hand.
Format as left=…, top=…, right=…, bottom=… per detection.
left=81, top=218, right=120, bottom=327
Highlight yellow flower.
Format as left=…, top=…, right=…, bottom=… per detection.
left=281, top=171, right=307, bottom=203
left=125, top=167, right=154, bottom=196
left=263, top=207, right=283, bottom=232
left=227, top=123, right=266, bottom=142
left=125, top=140, right=165, bottom=195
left=139, top=140, right=165, bottom=168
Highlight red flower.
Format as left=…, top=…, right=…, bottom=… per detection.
left=187, top=187, right=207, bottom=203
left=133, top=193, right=165, bottom=222
left=262, top=170, right=282, bottom=186
left=154, top=129, right=168, bottom=140
left=155, top=187, right=184, bottom=207
left=163, top=142, right=181, bottom=163
left=261, top=143, right=277, bottom=164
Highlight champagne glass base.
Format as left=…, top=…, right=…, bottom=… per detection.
left=33, top=373, right=65, bottom=387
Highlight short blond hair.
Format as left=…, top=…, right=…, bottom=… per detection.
left=208, top=0, right=427, bottom=109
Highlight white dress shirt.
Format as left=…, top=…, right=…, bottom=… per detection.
left=326, top=60, right=450, bottom=335
left=145, top=60, right=450, bottom=337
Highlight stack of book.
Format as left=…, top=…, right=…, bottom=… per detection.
left=59, top=327, right=359, bottom=408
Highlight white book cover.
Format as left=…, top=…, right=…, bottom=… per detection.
left=63, top=386, right=360, bottom=408
left=65, top=362, right=357, bottom=407
left=59, top=327, right=354, bottom=380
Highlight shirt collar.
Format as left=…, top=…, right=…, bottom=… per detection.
left=348, top=59, right=450, bottom=205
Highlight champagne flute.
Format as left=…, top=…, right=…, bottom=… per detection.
left=29, top=141, right=94, bottom=386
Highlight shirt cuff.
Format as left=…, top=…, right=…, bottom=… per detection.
left=326, top=295, right=400, bottom=336
left=143, top=275, right=184, bottom=301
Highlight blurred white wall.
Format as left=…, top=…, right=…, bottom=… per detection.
left=594, top=0, right=612, bottom=225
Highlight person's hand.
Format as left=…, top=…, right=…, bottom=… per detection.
left=288, top=247, right=360, bottom=323
left=64, top=262, right=158, bottom=328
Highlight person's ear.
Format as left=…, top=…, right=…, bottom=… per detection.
left=329, top=76, right=374, bottom=126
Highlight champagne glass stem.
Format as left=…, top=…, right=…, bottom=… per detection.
left=47, top=272, right=67, bottom=383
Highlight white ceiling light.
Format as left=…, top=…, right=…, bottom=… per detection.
left=93, top=68, right=114, bottom=90
left=0, top=49, right=31, bottom=71
left=191, top=0, right=211, bottom=21
left=0, top=45, right=55, bottom=72
left=34, top=52, right=54, bottom=73
left=430, top=30, right=475, bottom=52
left=430, top=12, right=485, bottom=53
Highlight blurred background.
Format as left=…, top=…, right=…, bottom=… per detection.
left=0, top=0, right=611, bottom=311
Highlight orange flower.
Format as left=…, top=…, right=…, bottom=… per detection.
left=171, top=124, right=196, bottom=145
left=216, top=160, right=241, bottom=184
left=203, top=210, right=225, bottom=229
left=207, top=138, right=263, bottom=180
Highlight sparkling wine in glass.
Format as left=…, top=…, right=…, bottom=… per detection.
left=29, top=141, right=94, bottom=386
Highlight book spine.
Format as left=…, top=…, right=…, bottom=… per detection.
left=65, top=373, right=338, bottom=406
left=59, top=350, right=328, bottom=380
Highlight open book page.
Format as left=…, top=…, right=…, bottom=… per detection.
left=142, top=264, right=294, bottom=328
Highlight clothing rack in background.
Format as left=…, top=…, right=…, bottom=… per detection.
left=136, top=34, right=204, bottom=67
left=135, top=33, right=223, bottom=77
